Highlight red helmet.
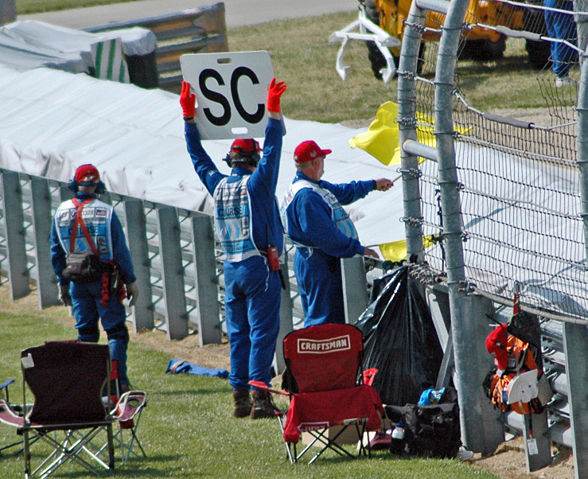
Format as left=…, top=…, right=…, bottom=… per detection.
left=224, top=139, right=261, bottom=167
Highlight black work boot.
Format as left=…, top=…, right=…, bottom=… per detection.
left=233, top=390, right=252, bottom=418
left=250, top=389, right=276, bottom=419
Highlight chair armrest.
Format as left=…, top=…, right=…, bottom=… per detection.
left=112, top=391, right=147, bottom=422
left=249, top=380, right=289, bottom=396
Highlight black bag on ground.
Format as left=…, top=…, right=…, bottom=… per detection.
left=62, top=251, right=104, bottom=283
left=385, top=388, right=461, bottom=458
left=354, top=266, right=443, bottom=406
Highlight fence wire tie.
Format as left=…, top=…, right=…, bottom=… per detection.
left=397, top=116, right=417, bottom=128
left=398, top=167, right=422, bottom=178
left=458, top=279, right=475, bottom=293
left=400, top=216, right=423, bottom=227
left=403, top=20, right=426, bottom=34
left=397, top=70, right=415, bottom=80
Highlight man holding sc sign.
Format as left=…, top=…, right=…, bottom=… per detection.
left=180, top=51, right=287, bottom=420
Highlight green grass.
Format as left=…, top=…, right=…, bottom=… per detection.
left=0, top=290, right=498, bottom=478
left=16, top=2, right=565, bottom=122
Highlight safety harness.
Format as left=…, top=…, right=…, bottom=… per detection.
left=70, top=198, right=126, bottom=306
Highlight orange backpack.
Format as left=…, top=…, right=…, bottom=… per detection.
left=485, top=334, right=544, bottom=415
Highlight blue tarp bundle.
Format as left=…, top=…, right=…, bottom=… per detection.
left=166, top=359, right=229, bottom=378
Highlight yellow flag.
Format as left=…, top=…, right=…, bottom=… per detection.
left=349, top=101, right=401, bottom=166
left=378, top=235, right=437, bottom=263
left=350, top=101, right=471, bottom=166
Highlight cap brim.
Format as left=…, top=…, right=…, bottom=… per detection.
left=321, top=149, right=332, bottom=156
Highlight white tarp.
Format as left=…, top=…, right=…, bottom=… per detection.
left=0, top=64, right=404, bottom=249
left=0, top=20, right=156, bottom=72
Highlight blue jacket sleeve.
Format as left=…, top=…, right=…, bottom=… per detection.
left=320, top=179, right=375, bottom=205
left=184, top=121, right=226, bottom=195
left=247, top=117, right=285, bottom=253
left=111, top=211, right=136, bottom=285
left=248, top=117, right=282, bottom=194
left=290, top=189, right=365, bottom=258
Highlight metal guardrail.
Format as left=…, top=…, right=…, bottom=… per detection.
left=0, top=168, right=376, bottom=370
left=86, top=2, right=228, bottom=92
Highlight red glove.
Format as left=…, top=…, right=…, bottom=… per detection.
left=266, top=77, right=287, bottom=113
left=180, top=81, right=196, bottom=118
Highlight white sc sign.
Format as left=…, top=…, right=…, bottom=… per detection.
left=180, top=51, right=275, bottom=140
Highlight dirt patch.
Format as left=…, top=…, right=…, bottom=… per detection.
left=0, top=285, right=576, bottom=478
left=466, top=437, right=575, bottom=479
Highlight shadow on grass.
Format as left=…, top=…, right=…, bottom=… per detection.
left=156, top=386, right=230, bottom=397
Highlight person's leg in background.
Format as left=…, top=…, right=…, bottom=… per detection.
left=224, top=261, right=253, bottom=418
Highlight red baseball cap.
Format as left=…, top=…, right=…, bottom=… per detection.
left=74, top=164, right=100, bottom=185
left=294, top=140, right=332, bottom=164
left=485, top=324, right=509, bottom=370
left=230, top=138, right=261, bottom=154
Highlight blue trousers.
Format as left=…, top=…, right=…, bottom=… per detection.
left=544, top=0, right=577, bottom=77
left=224, top=255, right=281, bottom=391
left=294, top=248, right=346, bottom=327
left=70, top=281, right=130, bottom=386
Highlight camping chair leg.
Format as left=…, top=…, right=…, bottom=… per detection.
left=0, top=431, right=41, bottom=457
left=307, top=428, right=356, bottom=464
left=107, top=423, right=115, bottom=471
left=0, top=437, right=24, bottom=456
left=33, top=427, right=114, bottom=477
left=124, top=427, right=146, bottom=460
left=277, top=415, right=295, bottom=464
left=34, top=430, right=101, bottom=478
left=23, top=430, right=31, bottom=479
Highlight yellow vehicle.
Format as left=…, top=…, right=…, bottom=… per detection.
left=363, top=0, right=550, bottom=79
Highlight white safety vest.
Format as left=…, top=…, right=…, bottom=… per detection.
left=213, top=176, right=261, bottom=262
left=280, top=179, right=358, bottom=248
left=54, top=198, right=114, bottom=260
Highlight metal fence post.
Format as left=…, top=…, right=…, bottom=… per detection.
left=190, top=213, right=221, bottom=345
left=398, top=0, right=428, bottom=261
left=1, top=171, right=29, bottom=299
left=432, top=0, right=504, bottom=453
left=570, top=33, right=588, bottom=479
left=157, top=206, right=188, bottom=339
left=275, top=254, right=294, bottom=373
left=520, top=314, right=552, bottom=471
left=562, top=323, right=588, bottom=479
left=341, top=256, right=369, bottom=324
left=124, top=199, right=154, bottom=332
left=30, top=177, right=59, bottom=308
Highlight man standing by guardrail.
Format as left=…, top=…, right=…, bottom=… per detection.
left=50, top=164, right=139, bottom=393
left=280, top=142, right=393, bottom=327
left=180, top=78, right=287, bottom=419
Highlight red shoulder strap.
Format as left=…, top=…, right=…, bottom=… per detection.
left=70, top=198, right=99, bottom=255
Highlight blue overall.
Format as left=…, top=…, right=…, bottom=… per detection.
left=184, top=118, right=283, bottom=391
left=281, top=172, right=375, bottom=326
left=544, top=0, right=577, bottom=77
left=50, top=192, right=136, bottom=386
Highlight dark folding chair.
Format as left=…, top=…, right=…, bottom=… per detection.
left=252, top=323, right=385, bottom=464
left=0, top=341, right=116, bottom=478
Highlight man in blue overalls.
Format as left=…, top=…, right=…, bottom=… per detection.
left=281, top=140, right=393, bottom=327
left=50, top=164, right=139, bottom=392
left=180, top=78, right=287, bottom=418
left=544, top=0, right=578, bottom=87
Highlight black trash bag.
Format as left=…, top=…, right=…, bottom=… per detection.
left=354, top=265, right=443, bottom=406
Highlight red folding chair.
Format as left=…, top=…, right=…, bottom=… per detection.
left=252, top=323, right=384, bottom=464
